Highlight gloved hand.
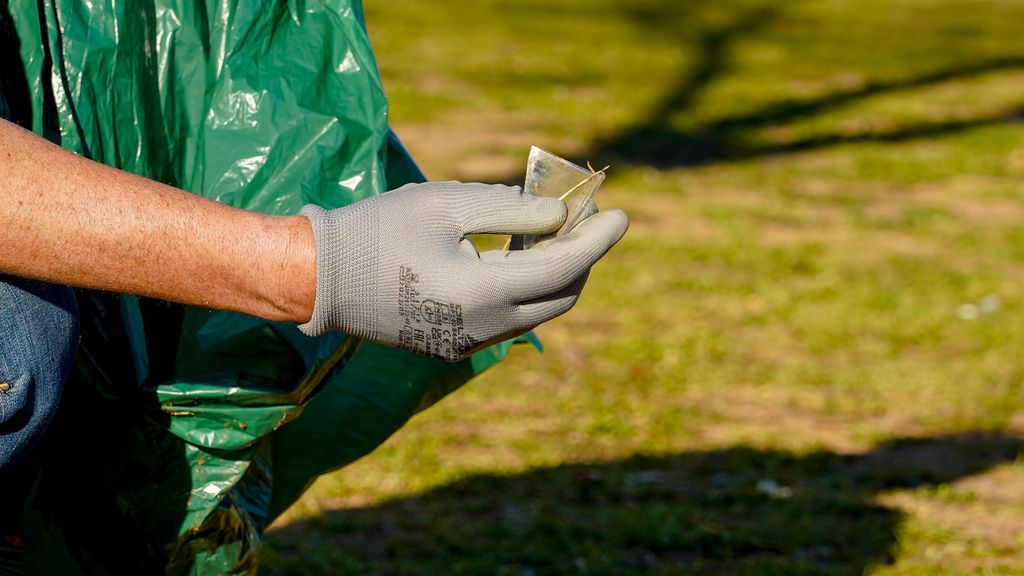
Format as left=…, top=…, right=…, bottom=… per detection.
left=299, top=181, right=628, bottom=361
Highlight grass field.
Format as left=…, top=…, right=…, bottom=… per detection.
left=262, top=1, right=1024, bottom=574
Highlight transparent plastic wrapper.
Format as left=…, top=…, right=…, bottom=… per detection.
left=0, top=1, right=531, bottom=573
left=509, top=146, right=606, bottom=250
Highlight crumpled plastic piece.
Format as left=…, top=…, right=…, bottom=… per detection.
left=517, top=146, right=605, bottom=249
left=0, top=1, right=528, bottom=573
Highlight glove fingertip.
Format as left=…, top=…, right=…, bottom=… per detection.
left=582, top=208, right=629, bottom=243
left=604, top=208, right=630, bottom=237
left=530, top=195, right=569, bottom=228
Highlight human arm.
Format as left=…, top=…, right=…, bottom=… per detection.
left=0, top=118, right=628, bottom=361
left=0, top=118, right=316, bottom=322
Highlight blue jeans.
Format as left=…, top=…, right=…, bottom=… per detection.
left=0, top=276, right=78, bottom=475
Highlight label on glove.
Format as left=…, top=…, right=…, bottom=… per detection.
left=397, top=266, right=480, bottom=360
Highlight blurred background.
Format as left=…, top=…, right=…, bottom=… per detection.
left=263, top=1, right=1024, bottom=573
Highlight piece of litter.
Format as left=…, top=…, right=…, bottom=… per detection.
left=956, top=303, right=979, bottom=321
left=756, top=478, right=793, bottom=499
left=509, top=146, right=607, bottom=250
left=979, top=295, right=1000, bottom=315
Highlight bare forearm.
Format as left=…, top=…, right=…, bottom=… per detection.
left=0, top=119, right=315, bottom=322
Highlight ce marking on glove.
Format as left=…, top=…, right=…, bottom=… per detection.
left=420, top=300, right=461, bottom=326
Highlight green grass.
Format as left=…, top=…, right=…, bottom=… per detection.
left=262, top=1, right=1024, bottom=574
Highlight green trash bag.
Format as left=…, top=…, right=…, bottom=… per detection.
left=0, top=0, right=534, bottom=573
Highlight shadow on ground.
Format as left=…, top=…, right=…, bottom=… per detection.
left=462, top=1, right=1024, bottom=185
left=589, top=3, right=1024, bottom=171
left=263, top=432, right=1022, bottom=575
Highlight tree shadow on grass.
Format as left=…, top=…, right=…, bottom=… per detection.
left=469, top=2, right=1024, bottom=185
left=583, top=3, right=1024, bottom=171
left=499, top=1, right=1019, bottom=176
left=262, top=432, right=1023, bottom=575
left=596, top=54, right=1024, bottom=170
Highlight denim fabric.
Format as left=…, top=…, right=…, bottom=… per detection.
left=0, top=276, right=78, bottom=474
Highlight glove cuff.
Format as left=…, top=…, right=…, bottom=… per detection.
left=297, top=203, right=380, bottom=339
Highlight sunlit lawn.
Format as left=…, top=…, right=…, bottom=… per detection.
left=262, top=1, right=1024, bottom=574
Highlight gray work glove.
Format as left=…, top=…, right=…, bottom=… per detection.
left=298, top=181, right=628, bottom=361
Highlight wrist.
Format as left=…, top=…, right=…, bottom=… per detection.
left=249, top=213, right=316, bottom=323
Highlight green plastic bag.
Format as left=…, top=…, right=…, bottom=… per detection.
left=0, top=1, right=530, bottom=572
